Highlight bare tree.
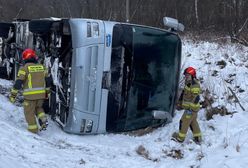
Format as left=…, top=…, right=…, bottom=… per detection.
left=126, top=0, right=130, bottom=22
left=0, top=0, right=247, bottom=45
left=195, top=0, right=199, bottom=25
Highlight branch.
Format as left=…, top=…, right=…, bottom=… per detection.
left=228, top=87, right=245, bottom=111
left=108, top=8, right=113, bottom=21
left=195, top=0, right=199, bottom=25
left=231, top=36, right=248, bottom=46
left=237, top=18, right=248, bottom=35
left=64, top=0, right=72, bottom=18
left=130, top=0, right=143, bottom=21
left=14, top=8, right=23, bottom=20
left=229, top=17, right=248, bottom=46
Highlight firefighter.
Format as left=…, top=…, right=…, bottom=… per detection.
left=172, top=67, right=202, bottom=144
left=9, top=48, right=49, bottom=133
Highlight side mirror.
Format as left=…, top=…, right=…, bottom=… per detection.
left=152, top=110, right=172, bottom=122
left=163, top=17, right=185, bottom=32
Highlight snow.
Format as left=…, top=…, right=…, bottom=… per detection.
left=0, top=40, right=248, bottom=168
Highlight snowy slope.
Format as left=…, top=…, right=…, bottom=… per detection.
left=0, top=40, right=248, bottom=168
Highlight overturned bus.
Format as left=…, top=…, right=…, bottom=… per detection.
left=0, top=17, right=183, bottom=134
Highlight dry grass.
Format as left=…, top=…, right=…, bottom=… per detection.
left=136, top=145, right=159, bottom=162
left=127, top=127, right=155, bottom=136
left=206, top=106, right=234, bottom=120
left=162, top=149, right=184, bottom=160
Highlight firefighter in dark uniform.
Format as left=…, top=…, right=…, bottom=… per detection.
left=9, top=49, right=49, bottom=133
left=172, top=67, right=202, bottom=144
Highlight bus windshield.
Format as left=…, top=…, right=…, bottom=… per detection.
left=106, top=24, right=181, bottom=132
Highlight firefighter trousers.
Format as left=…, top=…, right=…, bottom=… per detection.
left=178, top=110, right=201, bottom=141
left=23, top=99, right=46, bottom=133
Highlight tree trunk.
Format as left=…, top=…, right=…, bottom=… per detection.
left=126, top=0, right=130, bottom=22
left=195, top=0, right=199, bottom=25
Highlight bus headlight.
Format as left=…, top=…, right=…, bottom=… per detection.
left=92, top=22, right=99, bottom=37
left=80, top=119, right=93, bottom=133
left=85, top=119, right=93, bottom=133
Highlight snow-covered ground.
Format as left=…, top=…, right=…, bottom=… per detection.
left=0, top=40, right=248, bottom=168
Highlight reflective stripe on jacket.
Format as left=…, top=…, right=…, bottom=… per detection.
left=17, top=63, right=47, bottom=100
left=181, top=79, right=201, bottom=112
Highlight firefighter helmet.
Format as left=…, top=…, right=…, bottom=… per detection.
left=22, top=49, right=37, bottom=60
left=184, top=66, right=196, bottom=78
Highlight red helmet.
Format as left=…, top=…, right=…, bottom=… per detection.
left=184, top=66, right=196, bottom=78
left=22, top=49, right=37, bottom=60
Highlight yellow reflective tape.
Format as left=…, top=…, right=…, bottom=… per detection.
left=185, top=86, right=200, bottom=94
left=182, top=102, right=190, bottom=110
left=175, top=135, right=184, bottom=141
left=191, top=87, right=200, bottom=94
left=23, top=90, right=46, bottom=95
left=186, top=115, right=191, bottom=119
left=190, top=103, right=200, bottom=111
left=182, top=103, right=190, bottom=107
left=11, top=88, right=18, bottom=94
left=18, top=70, right=26, bottom=76
left=182, top=102, right=200, bottom=111
left=38, top=112, right=45, bottom=119
left=28, top=65, right=44, bottom=72
left=28, top=74, right=32, bottom=88
left=193, top=133, right=202, bottom=137
left=28, top=124, right=38, bottom=130
left=178, top=132, right=186, bottom=138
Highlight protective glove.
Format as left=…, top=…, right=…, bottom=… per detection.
left=45, top=88, right=51, bottom=99
left=9, top=88, right=18, bottom=103
left=9, top=95, right=16, bottom=103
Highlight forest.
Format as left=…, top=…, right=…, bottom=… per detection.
left=0, top=0, right=247, bottom=44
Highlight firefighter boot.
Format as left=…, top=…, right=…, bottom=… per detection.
left=39, top=117, right=48, bottom=131
left=193, top=136, right=202, bottom=145
left=171, top=132, right=184, bottom=143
